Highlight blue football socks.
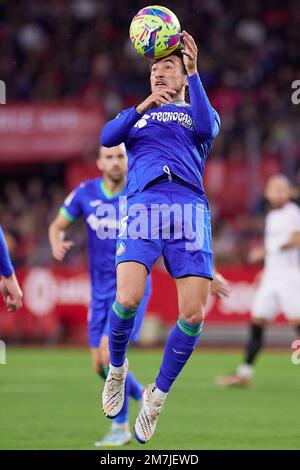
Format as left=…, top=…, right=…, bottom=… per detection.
left=156, top=316, right=204, bottom=393
left=109, top=300, right=138, bottom=367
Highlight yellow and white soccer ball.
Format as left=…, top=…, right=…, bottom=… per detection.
left=129, top=5, right=181, bottom=59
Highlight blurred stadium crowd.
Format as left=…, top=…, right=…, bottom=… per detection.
left=0, top=177, right=86, bottom=269
left=1, top=0, right=299, bottom=268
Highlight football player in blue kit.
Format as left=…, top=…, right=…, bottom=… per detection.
left=100, top=31, right=221, bottom=443
left=49, top=144, right=151, bottom=446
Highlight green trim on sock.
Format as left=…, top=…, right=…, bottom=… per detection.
left=112, top=300, right=138, bottom=320
left=177, top=316, right=204, bottom=337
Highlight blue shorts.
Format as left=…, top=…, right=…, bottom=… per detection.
left=116, top=180, right=213, bottom=279
left=87, top=276, right=152, bottom=348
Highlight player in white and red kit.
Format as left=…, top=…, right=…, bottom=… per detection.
left=216, top=174, right=300, bottom=387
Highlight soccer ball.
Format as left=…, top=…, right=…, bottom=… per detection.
left=129, top=5, right=181, bottom=59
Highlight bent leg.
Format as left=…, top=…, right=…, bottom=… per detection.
left=109, top=261, right=148, bottom=368
left=103, top=262, right=148, bottom=418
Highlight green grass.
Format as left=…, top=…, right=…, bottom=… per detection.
left=0, top=347, right=299, bottom=450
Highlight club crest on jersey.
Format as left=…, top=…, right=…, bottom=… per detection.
left=134, top=114, right=151, bottom=129
left=116, top=242, right=126, bottom=256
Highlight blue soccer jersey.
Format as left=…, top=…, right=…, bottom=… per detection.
left=100, top=72, right=219, bottom=280
left=61, top=178, right=125, bottom=300
left=101, top=73, right=220, bottom=197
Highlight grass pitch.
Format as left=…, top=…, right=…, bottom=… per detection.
left=0, top=347, right=299, bottom=450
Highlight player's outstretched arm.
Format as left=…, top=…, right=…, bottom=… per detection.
left=100, top=107, right=142, bottom=147
left=48, top=213, right=74, bottom=262
left=181, top=31, right=220, bottom=139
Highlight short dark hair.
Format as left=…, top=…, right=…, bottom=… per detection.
left=150, top=44, right=187, bottom=75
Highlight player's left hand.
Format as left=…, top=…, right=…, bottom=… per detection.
left=210, top=272, right=230, bottom=298
left=0, top=273, right=23, bottom=312
left=181, top=31, right=198, bottom=76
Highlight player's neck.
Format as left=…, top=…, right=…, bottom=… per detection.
left=172, top=92, right=185, bottom=103
left=102, top=178, right=125, bottom=198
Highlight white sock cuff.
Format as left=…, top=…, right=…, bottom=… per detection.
left=110, top=361, right=126, bottom=375
left=152, top=385, right=168, bottom=401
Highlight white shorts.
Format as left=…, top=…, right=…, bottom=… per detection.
left=252, top=272, right=300, bottom=321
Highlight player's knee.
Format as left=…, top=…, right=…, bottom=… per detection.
left=180, top=304, right=205, bottom=325
left=116, top=291, right=141, bottom=310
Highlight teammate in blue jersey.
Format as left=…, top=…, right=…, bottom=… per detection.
left=49, top=144, right=151, bottom=446
left=100, top=32, right=221, bottom=443
left=0, top=225, right=23, bottom=312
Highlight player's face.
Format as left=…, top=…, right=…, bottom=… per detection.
left=97, top=145, right=127, bottom=183
left=150, top=56, right=187, bottom=96
left=264, top=176, right=291, bottom=208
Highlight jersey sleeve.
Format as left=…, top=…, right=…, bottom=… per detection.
left=0, top=225, right=14, bottom=277
left=60, top=184, right=84, bottom=221
left=100, top=107, right=142, bottom=147
left=188, top=72, right=220, bottom=140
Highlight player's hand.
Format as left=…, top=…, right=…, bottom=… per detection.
left=0, top=273, right=23, bottom=312
left=136, top=88, right=176, bottom=114
left=210, top=272, right=230, bottom=298
left=51, top=240, right=74, bottom=262
left=248, top=246, right=265, bottom=264
left=181, top=31, right=198, bottom=76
